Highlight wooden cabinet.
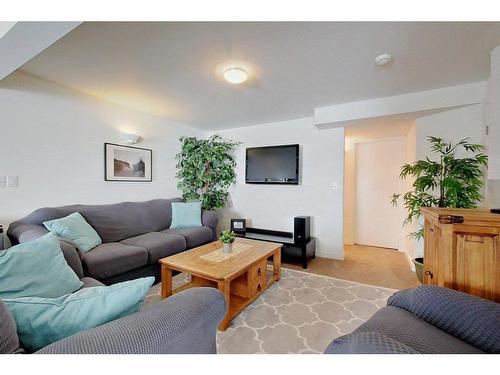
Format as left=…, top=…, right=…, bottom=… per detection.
left=421, top=208, right=500, bottom=302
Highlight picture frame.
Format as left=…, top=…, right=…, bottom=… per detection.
left=230, top=218, right=247, bottom=233
left=104, top=143, right=152, bottom=182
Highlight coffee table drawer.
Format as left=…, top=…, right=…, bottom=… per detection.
left=251, top=274, right=267, bottom=296
left=250, top=259, right=267, bottom=279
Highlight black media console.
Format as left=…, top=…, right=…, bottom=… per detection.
left=235, top=227, right=316, bottom=269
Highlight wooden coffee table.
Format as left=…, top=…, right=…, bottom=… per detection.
left=159, top=237, right=281, bottom=331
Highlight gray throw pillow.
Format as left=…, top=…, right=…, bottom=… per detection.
left=0, top=299, right=20, bottom=354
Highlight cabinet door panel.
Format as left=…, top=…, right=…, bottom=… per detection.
left=423, top=222, right=440, bottom=285
left=455, top=233, right=499, bottom=301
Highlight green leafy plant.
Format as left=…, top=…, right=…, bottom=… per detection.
left=175, top=135, right=240, bottom=210
left=392, top=136, right=488, bottom=240
left=219, top=230, right=236, bottom=244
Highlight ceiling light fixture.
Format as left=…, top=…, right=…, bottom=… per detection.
left=374, top=53, right=393, bottom=66
left=223, top=66, right=248, bottom=84
left=119, top=132, right=141, bottom=145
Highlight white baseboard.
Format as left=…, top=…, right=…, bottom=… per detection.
left=315, top=249, right=344, bottom=260
left=404, top=251, right=416, bottom=272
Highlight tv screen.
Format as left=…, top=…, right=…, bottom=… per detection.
left=245, top=144, right=299, bottom=184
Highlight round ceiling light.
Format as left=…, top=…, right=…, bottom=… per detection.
left=223, top=66, right=248, bottom=84
left=374, top=53, right=393, bottom=66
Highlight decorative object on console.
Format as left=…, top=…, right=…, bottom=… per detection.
left=175, top=135, right=240, bottom=210
left=105, top=143, right=152, bottom=182
left=219, top=230, right=236, bottom=253
left=230, top=218, right=246, bottom=233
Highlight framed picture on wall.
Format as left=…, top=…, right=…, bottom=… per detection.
left=104, top=143, right=152, bottom=182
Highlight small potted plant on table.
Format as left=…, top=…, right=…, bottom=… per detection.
left=220, top=230, right=236, bottom=253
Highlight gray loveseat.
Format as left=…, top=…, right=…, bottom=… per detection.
left=7, top=198, right=218, bottom=284
left=325, top=286, right=500, bottom=354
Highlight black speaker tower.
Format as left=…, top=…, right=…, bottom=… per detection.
left=294, top=216, right=310, bottom=244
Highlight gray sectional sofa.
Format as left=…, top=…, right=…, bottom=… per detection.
left=325, top=286, right=500, bottom=354
left=2, top=198, right=225, bottom=354
left=7, top=198, right=218, bottom=284
left=1, top=287, right=226, bottom=354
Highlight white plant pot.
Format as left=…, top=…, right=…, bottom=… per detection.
left=223, top=243, right=233, bottom=254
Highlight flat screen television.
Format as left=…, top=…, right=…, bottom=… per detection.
left=245, top=144, right=299, bottom=184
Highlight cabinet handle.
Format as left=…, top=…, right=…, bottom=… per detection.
left=257, top=268, right=262, bottom=276
left=257, top=283, right=262, bottom=292
left=430, top=228, right=434, bottom=232
left=424, top=270, right=433, bottom=279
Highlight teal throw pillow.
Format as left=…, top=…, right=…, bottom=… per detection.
left=170, top=202, right=202, bottom=229
left=4, top=277, right=155, bottom=352
left=43, top=212, right=102, bottom=253
left=0, top=233, right=83, bottom=299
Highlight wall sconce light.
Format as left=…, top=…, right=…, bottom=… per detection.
left=119, top=132, right=142, bottom=145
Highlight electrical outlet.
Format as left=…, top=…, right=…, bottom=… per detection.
left=7, top=176, right=18, bottom=188
left=332, top=182, right=338, bottom=190
left=0, top=176, right=6, bottom=188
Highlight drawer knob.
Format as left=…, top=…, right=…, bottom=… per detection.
left=424, top=270, right=433, bottom=279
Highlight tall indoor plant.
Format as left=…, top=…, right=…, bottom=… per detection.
left=175, top=135, right=240, bottom=210
left=392, top=136, right=488, bottom=240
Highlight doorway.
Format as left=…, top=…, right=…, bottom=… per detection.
left=353, top=138, right=405, bottom=249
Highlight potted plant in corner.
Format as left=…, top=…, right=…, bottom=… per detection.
left=392, top=136, right=488, bottom=282
left=220, top=230, right=236, bottom=253
left=175, top=135, right=240, bottom=211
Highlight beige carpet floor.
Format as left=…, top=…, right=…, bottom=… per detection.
left=144, top=268, right=396, bottom=354
left=284, top=244, right=420, bottom=290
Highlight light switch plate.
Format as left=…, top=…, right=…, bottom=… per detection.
left=7, top=176, right=18, bottom=188
left=0, top=176, right=6, bottom=188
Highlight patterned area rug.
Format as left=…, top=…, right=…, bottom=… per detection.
left=144, top=268, right=396, bottom=354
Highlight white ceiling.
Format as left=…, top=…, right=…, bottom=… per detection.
left=19, top=22, right=500, bottom=130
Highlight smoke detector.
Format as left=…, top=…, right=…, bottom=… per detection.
left=374, top=53, right=393, bottom=66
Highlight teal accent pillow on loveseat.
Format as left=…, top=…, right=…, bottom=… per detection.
left=0, top=233, right=83, bottom=299
left=4, top=277, right=155, bottom=352
left=43, top=212, right=102, bottom=253
left=170, top=202, right=202, bottom=229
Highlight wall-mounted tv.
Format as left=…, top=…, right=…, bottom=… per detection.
left=245, top=144, right=299, bottom=185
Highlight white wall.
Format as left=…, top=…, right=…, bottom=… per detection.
left=354, top=138, right=406, bottom=249
left=486, top=45, right=500, bottom=206
left=416, top=104, right=485, bottom=160
left=403, top=123, right=417, bottom=266
left=0, top=72, right=204, bottom=229
left=210, top=117, right=345, bottom=260
left=343, top=141, right=355, bottom=245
